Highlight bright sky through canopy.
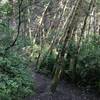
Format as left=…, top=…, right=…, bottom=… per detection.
left=0, top=0, right=8, bottom=6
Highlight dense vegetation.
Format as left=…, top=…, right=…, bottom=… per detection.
left=0, top=1, right=34, bottom=99
left=0, top=0, right=100, bottom=99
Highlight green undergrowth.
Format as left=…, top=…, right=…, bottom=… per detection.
left=0, top=49, right=35, bottom=100
left=35, top=34, right=100, bottom=92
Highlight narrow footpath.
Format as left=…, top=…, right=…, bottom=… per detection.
left=26, top=68, right=100, bottom=100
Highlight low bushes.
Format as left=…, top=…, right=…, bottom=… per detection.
left=37, top=34, right=100, bottom=91
left=0, top=50, right=34, bottom=100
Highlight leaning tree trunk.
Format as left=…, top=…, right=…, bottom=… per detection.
left=50, top=0, right=83, bottom=93
left=5, top=0, right=23, bottom=51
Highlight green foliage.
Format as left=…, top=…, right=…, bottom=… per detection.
left=41, top=0, right=50, bottom=5
left=0, top=2, right=35, bottom=98
left=36, top=33, right=100, bottom=91
left=0, top=50, right=34, bottom=100
left=0, top=21, right=14, bottom=49
left=77, top=35, right=100, bottom=87
left=0, top=2, right=12, bottom=16
left=63, top=34, right=100, bottom=90
left=30, top=43, right=41, bottom=62
left=40, top=50, right=56, bottom=72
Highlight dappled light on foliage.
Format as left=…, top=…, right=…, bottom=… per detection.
left=0, top=0, right=100, bottom=100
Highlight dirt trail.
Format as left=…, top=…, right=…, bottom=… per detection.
left=26, top=69, right=100, bottom=100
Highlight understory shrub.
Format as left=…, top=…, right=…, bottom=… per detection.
left=65, top=34, right=100, bottom=90
left=39, top=50, right=56, bottom=73
left=38, top=34, right=100, bottom=91
left=0, top=49, right=34, bottom=100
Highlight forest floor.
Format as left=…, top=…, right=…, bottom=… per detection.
left=26, top=66, right=100, bottom=100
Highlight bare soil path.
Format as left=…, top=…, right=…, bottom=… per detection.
left=26, top=67, right=100, bottom=100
